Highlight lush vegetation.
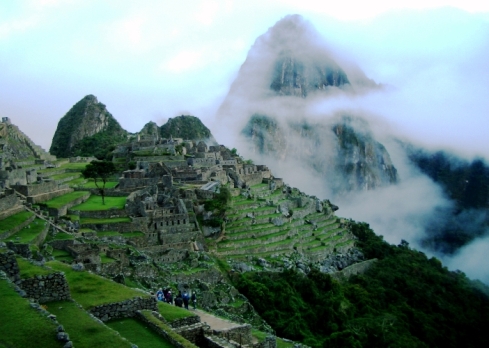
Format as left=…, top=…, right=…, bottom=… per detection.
left=234, top=221, right=489, bottom=347
left=49, top=94, right=127, bottom=158
left=160, top=115, right=213, bottom=140
left=0, top=279, right=64, bottom=348
left=202, top=186, right=231, bottom=227
left=409, top=149, right=489, bottom=253
left=81, top=160, right=117, bottom=204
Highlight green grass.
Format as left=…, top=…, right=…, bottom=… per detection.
left=140, top=310, right=197, bottom=348
left=5, top=218, right=47, bottom=244
left=80, top=181, right=119, bottom=189
left=101, top=253, right=116, bottom=263
left=60, top=162, right=90, bottom=170
left=157, top=302, right=196, bottom=322
left=0, top=211, right=34, bottom=233
left=81, top=217, right=131, bottom=224
left=51, top=249, right=74, bottom=262
left=51, top=172, right=82, bottom=180
left=96, top=231, right=144, bottom=238
left=16, top=257, right=54, bottom=279
left=46, top=261, right=148, bottom=309
left=0, top=279, right=64, bottom=348
left=106, top=318, right=174, bottom=348
left=47, top=300, right=132, bottom=348
left=72, top=196, right=126, bottom=211
left=42, top=191, right=89, bottom=209
left=67, top=177, right=87, bottom=186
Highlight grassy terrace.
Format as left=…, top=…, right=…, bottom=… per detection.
left=45, top=261, right=148, bottom=309
left=72, top=196, right=126, bottom=211
left=0, top=211, right=34, bottom=234
left=5, top=218, right=47, bottom=244
left=218, top=236, right=294, bottom=252
left=42, top=191, right=89, bottom=209
left=97, top=231, right=144, bottom=238
left=16, top=257, right=54, bottom=278
left=50, top=172, right=82, bottom=180
left=81, top=217, right=131, bottom=224
left=107, top=318, right=174, bottom=348
left=67, top=177, right=87, bottom=186
left=79, top=180, right=119, bottom=189
left=157, top=302, right=196, bottom=322
left=0, top=279, right=64, bottom=348
left=47, top=301, right=132, bottom=348
left=51, top=249, right=74, bottom=262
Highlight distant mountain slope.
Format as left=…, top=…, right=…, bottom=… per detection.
left=0, top=118, right=54, bottom=162
left=243, top=114, right=398, bottom=193
left=160, top=115, right=217, bottom=144
left=407, top=148, right=489, bottom=253
left=49, top=95, right=127, bottom=159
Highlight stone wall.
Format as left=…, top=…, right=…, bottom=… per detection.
left=89, top=296, right=157, bottom=321
left=18, top=272, right=71, bottom=303
left=71, top=208, right=128, bottom=219
left=13, top=181, right=59, bottom=196
left=6, top=242, right=32, bottom=259
left=242, top=173, right=264, bottom=186
left=0, top=250, right=20, bottom=281
left=32, top=221, right=50, bottom=247
left=27, top=188, right=73, bottom=204
left=0, top=193, right=21, bottom=215
left=253, top=336, right=277, bottom=348
left=212, top=324, right=253, bottom=346
left=47, top=239, right=75, bottom=251
left=168, top=314, right=201, bottom=329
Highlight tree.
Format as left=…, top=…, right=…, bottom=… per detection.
left=81, top=160, right=117, bottom=205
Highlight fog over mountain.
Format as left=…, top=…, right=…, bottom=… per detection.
left=214, top=14, right=489, bottom=284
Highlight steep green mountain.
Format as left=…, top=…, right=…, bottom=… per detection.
left=160, top=115, right=217, bottom=143
left=235, top=222, right=489, bottom=347
left=49, top=95, right=127, bottom=159
left=407, top=148, right=489, bottom=253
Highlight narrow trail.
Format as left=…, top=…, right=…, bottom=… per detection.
left=193, top=309, right=242, bottom=330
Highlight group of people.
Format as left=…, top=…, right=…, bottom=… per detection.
left=155, top=287, right=196, bottom=310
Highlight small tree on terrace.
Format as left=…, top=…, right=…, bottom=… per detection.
left=81, top=160, right=117, bottom=205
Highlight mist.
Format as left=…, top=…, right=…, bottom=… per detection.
left=213, top=12, right=489, bottom=284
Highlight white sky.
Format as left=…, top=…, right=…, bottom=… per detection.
left=1, top=0, right=489, bottom=155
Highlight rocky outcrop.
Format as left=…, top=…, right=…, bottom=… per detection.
left=49, top=95, right=127, bottom=158
left=160, top=115, right=217, bottom=145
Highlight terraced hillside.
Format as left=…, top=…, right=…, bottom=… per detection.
left=216, top=183, right=354, bottom=263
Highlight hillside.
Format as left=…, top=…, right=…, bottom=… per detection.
left=49, top=95, right=127, bottom=159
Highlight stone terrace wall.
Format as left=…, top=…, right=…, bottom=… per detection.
left=0, top=250, right=20, bottom=281
left=71, top=209, right=128, bottom=219
left=89, top=296, right=157, bottom=321
left=0, top=193, right=21, bottom=214
left=31, top=221, right=50, bottom=247
left=168, top=314, right=201, bottom=329
left=6, top=242, right=32, bottom=259
left=18, top=272, right=71, bottom=303
left=27, top=188, right=73, bottom=204
left=213, top=324, right=253, bottom=346
left=13, top=181, right=59, bottom=196
left=242, top=173, right=264, bottom=186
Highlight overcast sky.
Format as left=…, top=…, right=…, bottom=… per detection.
left=1, top=0, right=489, bottom=157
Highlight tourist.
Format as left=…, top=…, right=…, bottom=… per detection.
left=156, top=288, right=164, bottom=301
left=175, top=292, right=183, bottom=307
left=182, top=290, right=189, bottom=310
left=166, top=290, right=173, bottom=305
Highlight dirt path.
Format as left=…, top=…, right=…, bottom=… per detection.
left=193, top=309, right=242, bottom=330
